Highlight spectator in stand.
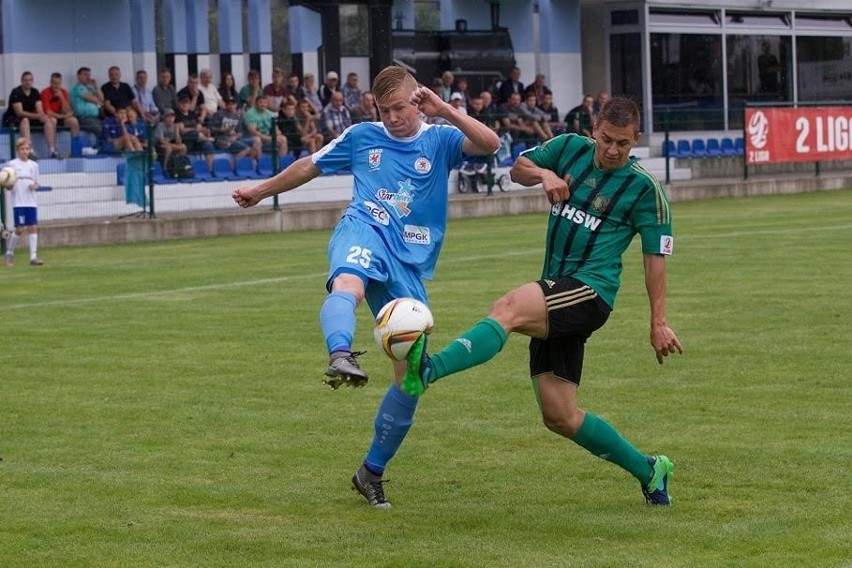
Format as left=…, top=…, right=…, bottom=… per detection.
left=102, top=66, right=142, bottom=117
left=439, top=70, right=454, bottom=102
left=263, top=67, right=288, bottom=113
left=177, top=73, right=208, bottom=124
left=243, top=94, right=288, bottom=158
left=565, top=94, right=595, bottom=137
left=318, top=71, right=341, bottom=107
left=301, top=73, right=323, bottom=116
left=277, top=100, right=303, bottom=157
left=593, top=90, right=610, bottom=117
left=294, top=98, right=324, bottom=154
left=174, top=94, right=216, bottom=168
left=210, top=95, right=261, bottom=160
left=124, top=108, right=147, bottom=148
left=499, top=91, right=539, bottom=147
left=520, top=91, right=554, bottom=141
left=320, top=91, right=352, bottom=144
left=341, top=72, right=362, bottom=111
left=101, top=107, right=145, bottom=153
left=152, top=67, right=177, bottom=116
left=349, top=91, right=378, bottom=124
left=524, top=73, right=552, bottom=103
left=449, top=92, right=467, bottom=116
left=496, top=66, right=524, bottom=105
left=537, top=91, right=568, bottom=136
left=480, top=90, right=496, bottom=113
left=198, top=69, right=224, bottom=117
left=40, top=72, right=81, bottom=155
left=70, top=67, right=104, bottom=137
left=153, top=108, right=185, bottom=168
left=429, top=78, right=444, bottom=99
left=239, top=69, right=263, bottom=110
left=453, top=76, right=472, bottom=110
left=2, top=72, right=57, bottom=158
left=218, top=72, right=239, bottom=107
left=285, top=72, right=305, bottom=103
left=132, top=69, right=160, bottom=124
left=467, top=95, right=500, bottom=135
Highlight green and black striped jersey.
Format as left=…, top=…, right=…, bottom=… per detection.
left=522, top=133, right=673, bottom=308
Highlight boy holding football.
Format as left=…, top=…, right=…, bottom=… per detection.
left=4, top=137, right=44, bottom=267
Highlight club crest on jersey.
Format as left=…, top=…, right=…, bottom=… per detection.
left=591, top=194, right=609, bottom=213
left=414, top=157, right=431, bottom=174
left=375, top=178, right=416, bottom=217
left=368, top=149, right=383, bottom=170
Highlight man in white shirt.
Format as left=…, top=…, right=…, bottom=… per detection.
left=198, top=69, right=223, bottom=117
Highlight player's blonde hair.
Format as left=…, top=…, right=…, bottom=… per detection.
left=15, top=137, right=31, bottom=149
left=371, top=66, right=417, bottom=104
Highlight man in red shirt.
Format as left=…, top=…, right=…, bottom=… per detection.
left=40, top=73, right=81, bottom=157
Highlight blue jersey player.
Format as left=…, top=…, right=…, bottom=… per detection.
left=232, top=66, right=500, bottom=507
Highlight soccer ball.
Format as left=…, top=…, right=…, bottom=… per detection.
left=0, top=166, right=16, bottom=189
left=374, top=297, right=434, bottom=361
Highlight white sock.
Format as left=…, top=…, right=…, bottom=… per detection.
left=28, top=232, right=38, bottom=260
left=6, top=233, right=19, bottom=255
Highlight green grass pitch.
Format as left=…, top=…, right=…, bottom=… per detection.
left=1, top=190, right=850, bottom=566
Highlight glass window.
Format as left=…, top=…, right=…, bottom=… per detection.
left=726, top=36, right=793, bottom=129
left=725, top=12, right=791, bottom=29
left=795, top=14, right=852, bottom=32
left=796, top=36, right=852, bottom=102
left=609, top=33, right=644, bottom=114
left=650, top=33, right=723, bottom=131
left=340, top=4, right=368, bottom=57
left=611, top=9, right=639, bottom=27
left=649, top=9, right=720, bottom=28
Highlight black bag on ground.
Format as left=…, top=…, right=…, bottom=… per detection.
left=166, top=154, right=194, bottom=179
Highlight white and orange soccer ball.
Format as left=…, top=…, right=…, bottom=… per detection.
left=0, top=166, right=17, bottom=189
left=373, top=297, right=434, bottom=361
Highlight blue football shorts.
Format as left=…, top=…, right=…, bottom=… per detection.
left=13, top=207, right=38, bottom=227
left=327, top=215, right=427, bottom=317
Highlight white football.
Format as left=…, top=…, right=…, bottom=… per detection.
left=374, top=297, right=434, bottom=361
left=0, top=166, right=16, bottom=189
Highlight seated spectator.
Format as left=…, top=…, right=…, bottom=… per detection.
left=499, top=91, right=539, bottom=146
left=496, top=66, right=524, bottom=105
left=449, top=92, right=468, bottom=116
left=593, top=90, right=610, bottom=117
left=152, top=67, right=177, bottom=116
left=318, top=71, right=340, bottom=107
left=349, top=91, right=378, bottom=124
left=242, top=95, right=288, bottom=158
left=263, top=67, right=288, bottom=113
left=209, top=96, right=260, bottom=160
left=439, top=70, right=454, bottom=102
left=301, top=73, right=323, bottom=116
left=428, top=77, right=444, bottom=99
left=320, top=91, right=352, bottom=144
left=198, top=69, right=224, bottom=117
left=152, top=108, right=186, bottom=168
left=101, top=107, right=145, bottom=153
left=40, top=72, right=81, bottom=155
left=218, top=72, right=239, bottom=107
left=284, top=72, right=305, bottom=103
left=294, top=99, right=324, bottom=154
left=239, top=69, right=263, bottom=110
left=174, top=94, right=216, bottom=168
left=176, top=73, right=207, bottom=124
left=519, top=92, right=553, bottom=141
left=480, top=90, right=497, bottom=113
left=2, top=71, right=57, bottom=158
left=70, top=67, right=104, bottom=137
left=101, top=66, right=141, bottom=117
left=452, top=76, right=472, bottom=110
left=467, top=95, right=500, bottom=135
left=277, top=100, right=303, bottom=156
left=132, top=69, right=160, bottom=124
left=523, top=73, right=552, bottom=103
left=341, top=72, right=362, bottom=111
left=537, top=92, right=567, bottom=136
left=565, top=94, right=595, bottom=137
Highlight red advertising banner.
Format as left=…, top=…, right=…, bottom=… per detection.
left=744, top=106, right=852, bottom=165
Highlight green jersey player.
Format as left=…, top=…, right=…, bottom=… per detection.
left=403, top=96, right=683, bottom=505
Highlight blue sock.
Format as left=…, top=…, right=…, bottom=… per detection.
left=363, top=383, right=418, bottom=475
left=319, top=291, right=358, bottom=354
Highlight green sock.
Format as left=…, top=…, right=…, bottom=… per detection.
left=572, top=412, right=653, bottom=486
left=430, top=317, right=508, bottom=382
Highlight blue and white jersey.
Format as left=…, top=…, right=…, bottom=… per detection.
left=6, top=157, right=39, bottom=208
left=312, top=121, right=465, bottom=279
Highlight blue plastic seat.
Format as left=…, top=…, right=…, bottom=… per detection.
left=152, top=161, right=178, bottom=184
left=257, top=155, right=273, bottom=177
left=691, top=139, right=708, bottom=158
left=212, top=157, right=236, bottom=180
left=235, top=157, right=263, bottom=179
left=706, top=138, right=722, bottom=157
left=190, top=158, right=213, bottom=181
left=278, top=154, right=295, bottom=170
left=734, top=137, right=745, bottom=156
left=662, top=140, right=676, bottom=158
left=116, top=162, right=126, bottom=185
left=675, top=139, right=692, bottom=159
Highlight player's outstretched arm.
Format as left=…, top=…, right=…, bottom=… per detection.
left=643, top=253, right=683, bottom=364
left=409, top=86, right=499, bottom=156
left=232, top=156, right=321, bottom=207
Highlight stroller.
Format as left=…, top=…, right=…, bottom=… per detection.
left=456, top=154, right=509, bottom=194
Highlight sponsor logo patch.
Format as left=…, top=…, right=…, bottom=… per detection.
left=403, top=224, right=431, bottom=245
left=364, top=200, right=390, bottom=225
